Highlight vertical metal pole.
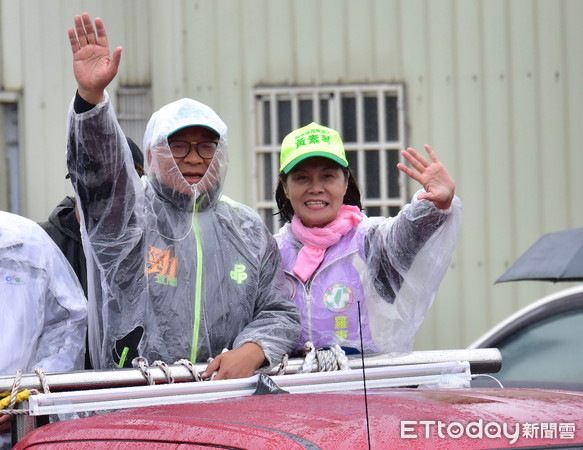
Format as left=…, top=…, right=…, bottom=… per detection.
left=11, top=400, right=39, bottom=447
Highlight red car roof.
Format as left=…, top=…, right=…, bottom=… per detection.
left=15, top=387, right=583, bottom=449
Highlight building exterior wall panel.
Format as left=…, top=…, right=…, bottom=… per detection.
left=0, top=0, right=580, bottom=352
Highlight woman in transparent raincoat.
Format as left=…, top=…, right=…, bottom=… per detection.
left=65, top=13, right=300, bottom=378
left=274, top=123, right=462, bottom=355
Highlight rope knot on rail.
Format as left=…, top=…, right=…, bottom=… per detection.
left=132, top=357, right=155, bottom=385
left=300, top=342, right=351, bottom=373
left=0, top=368, right=50, bottom=416
left=277, top=354, right=289, bottom=375
left=174, top=359, right=204, bottom=382
left=153, top=361, right=174, bottom=384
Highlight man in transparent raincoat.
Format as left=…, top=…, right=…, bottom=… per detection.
left=65, top=13, right=300, bottom=378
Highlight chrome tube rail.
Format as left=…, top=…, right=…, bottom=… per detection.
left=4, top=348, right=501, bottom=446
left=27, top=361, right=474, bottom=416
left=0, top=348, right=501, bottom=393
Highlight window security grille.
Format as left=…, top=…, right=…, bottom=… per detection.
left=253, top=84, right=407, bottom=233
left=0, top=98, right=20, bottom=213
left=117, top=86, right=151, bottom=150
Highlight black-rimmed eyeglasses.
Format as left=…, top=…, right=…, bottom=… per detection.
left=168, top=140, right=218, bottom=159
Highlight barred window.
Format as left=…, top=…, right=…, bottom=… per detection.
left=116, top=86, right=151, bottom=150
left=252, top=84, right=408, bottom=233
left=0, top=97, right=20, bottom=213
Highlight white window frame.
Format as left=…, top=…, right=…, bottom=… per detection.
left=252, top=83, right=408, bottom=233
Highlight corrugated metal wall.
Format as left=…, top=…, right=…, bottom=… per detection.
left=1, top=0, right=581, bottom=350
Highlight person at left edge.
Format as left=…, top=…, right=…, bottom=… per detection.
left=0, top=210, right=87, bottom=448
left=65, top=13, right=301, bottom=379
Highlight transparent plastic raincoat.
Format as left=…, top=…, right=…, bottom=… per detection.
left=276, top=192, right=462, bottom=354
left=0, top=211, right=87, bottom=374
left=66, top=92, right=301, bottom=369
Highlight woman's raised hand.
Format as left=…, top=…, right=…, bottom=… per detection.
left=397, top=145, right=455, bottom=210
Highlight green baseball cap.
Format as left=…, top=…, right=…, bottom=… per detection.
left=279, top=122, right=348, bottom=173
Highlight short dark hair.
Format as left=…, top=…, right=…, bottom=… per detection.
left=126, top=136, right=145, bottom=177
left=275, top=165, right=362, bottom=223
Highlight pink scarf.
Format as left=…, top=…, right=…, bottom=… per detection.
left=291, top=205, right=363, bottom=282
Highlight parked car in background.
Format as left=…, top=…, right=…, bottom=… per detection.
left=469, top=285, right=583, bottom=391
